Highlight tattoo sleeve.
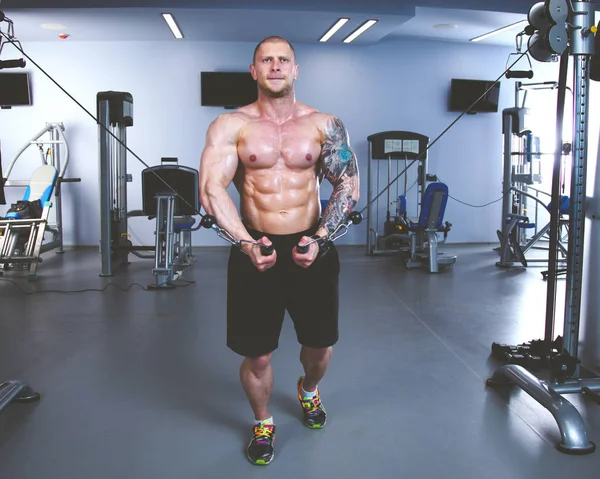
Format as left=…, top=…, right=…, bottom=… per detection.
left=319, top=116, right=359, bottom=236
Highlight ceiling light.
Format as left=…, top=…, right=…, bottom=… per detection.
left=343, top=20, right=378, bottom=43
left=162, top=13, right=184, bottom=39
left=319, top=18, right=350, bottom=42
left=434, top=24, right=458, bottom=30
left=470, top=20, right=528, bottom=42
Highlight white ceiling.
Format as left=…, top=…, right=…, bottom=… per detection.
left=0, top=1, right=597, bottom=48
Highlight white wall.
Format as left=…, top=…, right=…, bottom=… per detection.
left=0, top=37, right=564, bottom=248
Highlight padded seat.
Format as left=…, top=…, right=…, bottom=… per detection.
left=5, top=165, right=58, bottom=220
left=404, top=182, right=456, bottom=273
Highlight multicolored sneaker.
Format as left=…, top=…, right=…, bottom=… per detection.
left=297, top=376, right=327, bottom=429
left=246, top=422, right=275, bottom=465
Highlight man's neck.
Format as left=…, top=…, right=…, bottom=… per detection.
left=258, top=94, right=297, bottom=124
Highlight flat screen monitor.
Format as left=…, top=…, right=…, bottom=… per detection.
left=0, top=72, right=32, bottom=107
left=448, top=78, right=500, bottom=114
left=201, top=71, right=257, bottom=109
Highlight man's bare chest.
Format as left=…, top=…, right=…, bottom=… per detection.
left=238, top=121, right=322, bottom=169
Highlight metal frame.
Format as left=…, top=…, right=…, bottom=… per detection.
left=365, top=131, right=430, bottom=256
left=1, top=123, right=80, bottom=279
left=487, top=0, right=600, bottom=455
left=0, top=380, right=40, bottom=413
left=98, top=91, right=134, bottom=277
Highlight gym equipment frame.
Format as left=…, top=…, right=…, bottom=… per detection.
left=0, top=380, right=40, bottom=414
left=487, top=0, right=600, bottom=455
left=98, top=91, right=134, bottom=277
left=496, top=81, right=571, bottom=268
left=98, top=93, right=200, bottom=286
left=140, top=157, right=199, bottom=289
left=1, top=123, right=80, bottom=280
left=366, top=131, right=456, bottom=272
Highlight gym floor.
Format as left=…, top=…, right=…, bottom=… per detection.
left=1, top=243, right=599, bottom=478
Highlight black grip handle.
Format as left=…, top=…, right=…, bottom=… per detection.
left=348, top=211, right=363, bottom=224
left=0, top=59, right=26, bottom=69
left=506, top=70, right=534, bottom=79
left=259, top=243, right=274, bottom=256
left=200, top=214, right=217, bottom=229
left=296, top=243, right=309, bottom=254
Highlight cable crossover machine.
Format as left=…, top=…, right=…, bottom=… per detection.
left=366, top=130, right=456, bottom=273
left=487, top=0, right=600, bottom=456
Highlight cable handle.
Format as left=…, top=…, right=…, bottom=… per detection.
left=199, top=214, right=274, bottom=256
left=296, top=211, right=363, bottom=254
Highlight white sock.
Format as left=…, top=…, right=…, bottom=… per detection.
left=302, top=386, right=317, bottom=399
left=255, top=416, right=274, bottom=426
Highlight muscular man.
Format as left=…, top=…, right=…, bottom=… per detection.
left=198, top=36, right=359, bottom=466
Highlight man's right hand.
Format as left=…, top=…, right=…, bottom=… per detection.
left=243, top=236, right=277, bottom=272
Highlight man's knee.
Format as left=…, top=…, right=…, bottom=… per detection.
left=301, top=345, right=332, bottom=362
left=243, top=352, right=273, bottom=374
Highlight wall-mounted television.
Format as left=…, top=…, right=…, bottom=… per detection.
left=448, top=78, right=500, bottom=114
left=0, top=72, right=32, bottom=107
left=201, top=71, right=257, bottom=109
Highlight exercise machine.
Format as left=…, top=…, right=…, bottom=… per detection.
left=97, top=91, right=134, bottom=277
left=366, top=130, right=430, bottom=255
left=140, top=157, right=199, bottom=289
left=1, top=165, right=58, bottom=280
left=366, top=130, right=456, bottom=272
left=97, top=91, right=201, bottom=285
left=496, top=81, right=571, bottom=268
left=487, top=0, right=600, bottom=455
left=1, top=123, right=79, bottom=280
left=404, top=182, right=456, bottom=273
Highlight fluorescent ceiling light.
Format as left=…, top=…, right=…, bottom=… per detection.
left=320, top=18, right=350, bottom=42
left=162, top=13, right=184, bottom=39
left=343, top=20, right=378, bottom=44
left=470, top=20, right=528, bottom=42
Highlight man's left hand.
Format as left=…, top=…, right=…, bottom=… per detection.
left=292, top=236, right=320, bottom=268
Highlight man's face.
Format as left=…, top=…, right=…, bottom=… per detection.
left=250, top=40, right=298, bottom=98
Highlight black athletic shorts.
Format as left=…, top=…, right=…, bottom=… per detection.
left=226, top=224, right=340, bottom=358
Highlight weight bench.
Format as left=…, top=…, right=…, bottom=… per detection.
left=404, top=182, right=457, bottom=273
left=0, top=164, right=58, bottom=280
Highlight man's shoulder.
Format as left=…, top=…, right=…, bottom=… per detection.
left=300, top=106, right=336, bottom=126
left=304, top=110, right=344, bottom=133
left=213, top=108, right=255, bottom=126
left=208, top=107, right=258, bottom=139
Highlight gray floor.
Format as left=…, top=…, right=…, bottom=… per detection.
left=1, top=243, right=599, bottom=478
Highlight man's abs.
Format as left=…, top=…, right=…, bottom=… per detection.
left=239, top=169, right=321, bottom=234
left=236, top=113, right=324, bottom=234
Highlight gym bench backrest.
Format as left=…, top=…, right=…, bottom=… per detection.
left=5, top=164, right=58, bottom=219
left=416, top=182, right=449, bottom=230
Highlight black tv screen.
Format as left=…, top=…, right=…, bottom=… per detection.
left=201, top=71, right=257, bottom=109
left=448, top=78, right=500, bottom=113
left=0, top=72, right=32, bottom=107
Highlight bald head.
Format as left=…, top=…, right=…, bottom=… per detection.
left=253, top=36, right=296, bottom=65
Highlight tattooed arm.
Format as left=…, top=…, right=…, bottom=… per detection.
left=316, top=115, right=360, bottom=238
left=292, top=114, right=359, bottom=268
